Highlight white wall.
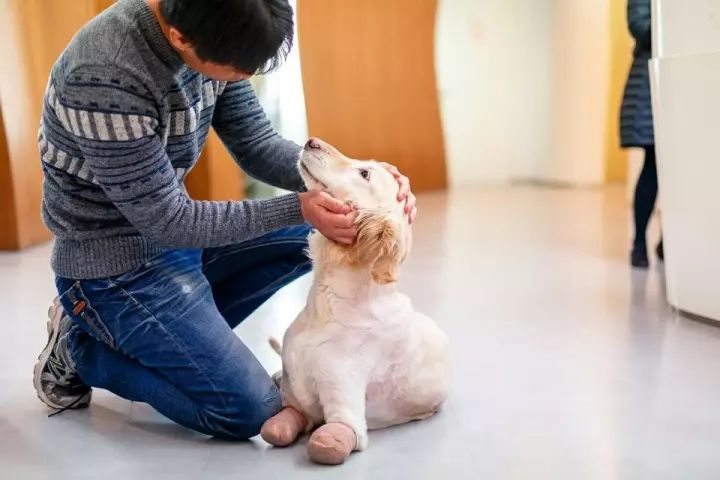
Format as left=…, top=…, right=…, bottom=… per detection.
left=435, top=0, right=553, bottom=185
left=253, top=0, right=308, bottom=145
left=437, top=0, right=616, bottom=187
left=249, top=0, right=307, bottom=197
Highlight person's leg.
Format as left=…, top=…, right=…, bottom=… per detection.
left=202, top=224, right=312, bottom=328
left=66, top=328, right=218, bottom=430
left=632, top=146, right=658, bottom=267
left=55, top=249, right=281, bottom=439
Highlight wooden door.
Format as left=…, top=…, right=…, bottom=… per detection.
left=0, top=0, right=243, bottom=250
left=0, top=0, right=100, bottom=249
left=297, top=0, right=447, bottom=191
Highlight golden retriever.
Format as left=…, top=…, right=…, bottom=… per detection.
left=260, top=138, right=451, bottom=465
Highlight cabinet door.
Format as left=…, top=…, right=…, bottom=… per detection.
left=651, top=54, right=720, bottom=320
left=653, top=0, right=720, bottom=58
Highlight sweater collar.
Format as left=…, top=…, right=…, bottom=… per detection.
left=133, top=0, right=184, bottom=69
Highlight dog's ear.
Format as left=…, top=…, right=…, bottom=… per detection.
left=351, top=212, right=406, bottom=284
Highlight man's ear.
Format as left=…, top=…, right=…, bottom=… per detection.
left=168, top=28, right=191, bottom=52
left=350, top=212, right=405, bottom=284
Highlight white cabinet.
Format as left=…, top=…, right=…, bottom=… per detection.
left=651, top=0, right=720, bottom=320
left=653, top=0, right=720, bottom=58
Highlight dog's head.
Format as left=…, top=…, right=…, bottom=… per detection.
left=299, top=138, right=411, bottom=284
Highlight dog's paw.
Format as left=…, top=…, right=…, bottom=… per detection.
left=307, top=423, right=356, bottom=465
left=260, top=407, right=307, bottom=447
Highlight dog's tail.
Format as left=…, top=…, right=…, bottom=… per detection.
left=269, top=337, right=282, bottom=356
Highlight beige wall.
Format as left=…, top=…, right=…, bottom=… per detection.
left=437, top=0, right=634, bottom=187
left=544, top=0, right=633, bottom=186
left=435, top=0, right=553, bottom=185
left=544, top=0, right=612, bottom=185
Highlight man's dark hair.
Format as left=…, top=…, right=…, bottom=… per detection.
left=159, top=0, right=294, bottom=74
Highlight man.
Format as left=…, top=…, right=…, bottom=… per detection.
left=33, top=0, right=416, bottom=439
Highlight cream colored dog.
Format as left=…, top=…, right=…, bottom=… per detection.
left=260, top=138, right=450, bottom=465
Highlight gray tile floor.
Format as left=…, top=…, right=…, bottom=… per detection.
left=2, top=186, right=720, bottom=479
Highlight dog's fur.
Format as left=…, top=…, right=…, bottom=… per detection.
left=261, top=139, right=450, bottom=464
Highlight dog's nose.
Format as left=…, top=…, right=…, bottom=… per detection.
left=305, top=138, right=322, bottom=150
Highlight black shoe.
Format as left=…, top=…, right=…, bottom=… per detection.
left=656, top=241, right=664, bottom=262
left=33, top=299, right=92, bottom=412
left=631, top=247, right=649, bottom=269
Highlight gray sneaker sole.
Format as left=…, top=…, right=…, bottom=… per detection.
left=33, top=299, right=91, bottom=411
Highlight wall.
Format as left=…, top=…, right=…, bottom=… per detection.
left=248, top=0, right=307, bottom=198
left=0, top=0, right=245, bottom=251
left=0, top=0, right=101, bottom=249
left=605, top=0, right=632, bottom=183
left=544, top=0, right=612, bottom=185
left=437, top=0, right=633, bottom=187
left=255, top=0, right=308, bottom=146
left=0, top=108, right=18, bottom=249
left=435, top=0, right=553, bottom=185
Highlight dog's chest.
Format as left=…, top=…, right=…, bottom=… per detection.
left=283, top=305, right=416, bottom=385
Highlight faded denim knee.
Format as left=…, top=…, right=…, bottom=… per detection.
left=197, top=384, right=282, bottom=440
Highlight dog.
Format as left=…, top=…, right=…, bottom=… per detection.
left=260, top=138, right=451, bottom=465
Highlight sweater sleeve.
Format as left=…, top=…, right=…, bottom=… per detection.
left=211, top=80, right=306, bottom=192
left=627, top=0, right=652, bottom=49
left=55, top=67, right=303, bottom=249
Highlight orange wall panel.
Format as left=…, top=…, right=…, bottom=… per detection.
left=604, top=0, right=632, bottom=182
left=0, top=0, right=100, bottom=249
left=0, top=0, right=243, bottom=250
left=185, top=130, right=245, bottom=201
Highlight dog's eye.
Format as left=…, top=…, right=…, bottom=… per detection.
left=359, top=169, right=371, bottom=181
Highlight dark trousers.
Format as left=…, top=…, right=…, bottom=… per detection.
left=633, top=145, right=659, bottom=251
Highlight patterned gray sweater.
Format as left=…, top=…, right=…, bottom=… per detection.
left=40, top=0, right=305, bottom=280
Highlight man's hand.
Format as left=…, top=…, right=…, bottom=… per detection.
left=299, top=191, right=357, bottom=245
left=380, top=163, right=417, bottom=223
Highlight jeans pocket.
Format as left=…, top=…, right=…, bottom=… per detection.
left=60, top=281, right=116, bottom=350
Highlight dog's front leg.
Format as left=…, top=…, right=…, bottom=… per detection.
left=261, top=406, right=308, bottom=447
left=307, top=373, right=368, bottom=465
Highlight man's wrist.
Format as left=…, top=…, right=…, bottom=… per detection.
left=258, top=193, right=304, bottom=231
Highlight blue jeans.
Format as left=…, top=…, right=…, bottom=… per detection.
left=55, top=225, right=312, bottom=440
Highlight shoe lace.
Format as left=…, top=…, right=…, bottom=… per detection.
left=48, top=394, right=88, bottom=418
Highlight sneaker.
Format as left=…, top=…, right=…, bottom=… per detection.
left=33, top=298, right=92, bottom=412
